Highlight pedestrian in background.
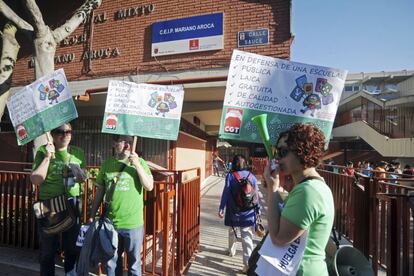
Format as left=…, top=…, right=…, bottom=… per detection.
left=361, top=161, right=373, bottom=177
left=343, top=161, right=355, bottom=176
left=212, top=150, right=224, bottom=176
left=218, top=154, right=260, bottom=273
left=375, top=161, right=387, bottom=179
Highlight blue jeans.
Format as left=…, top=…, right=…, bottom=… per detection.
left=107, top=226, right=144, bottom=276
left=39, top=197, right=80, bottom=276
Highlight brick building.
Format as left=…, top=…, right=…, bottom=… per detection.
left=1, top=0, right=293, bottom=179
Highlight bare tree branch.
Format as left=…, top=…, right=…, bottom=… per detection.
left=0, top=1, right=33, bottom=31
left=53, top=0, right=102, bottom=43
left=24, top=0, right=47, bottom=36
left=0, top=22, right=20, bottom=121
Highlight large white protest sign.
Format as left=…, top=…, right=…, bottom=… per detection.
left=102, top=80, right=184, bottom=140
left=7, top=69, right=77, bottom=145
left=219, top=50, right=348, bottom=144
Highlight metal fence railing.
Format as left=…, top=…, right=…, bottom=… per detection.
left=0, top=163, right=200, bottom=276
left=318, top=170, right=414, bottom=276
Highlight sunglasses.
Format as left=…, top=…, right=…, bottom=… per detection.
left=275, top=147, right=290, bottom=159
left=54, top=129, right=72, bottom=136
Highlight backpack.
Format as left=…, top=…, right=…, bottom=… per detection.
left=232, top=171, right=258, bottom=212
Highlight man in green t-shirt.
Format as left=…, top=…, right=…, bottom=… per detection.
left=90, top=135, right=153, bottom=276
left=31, top=123, right=86, bottom=276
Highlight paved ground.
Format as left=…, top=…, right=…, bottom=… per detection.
left=0, top=246, right=65, bottom=275
left=0, top=264, right=38, bottom=276
left=186, top=175, right=267, bottom=276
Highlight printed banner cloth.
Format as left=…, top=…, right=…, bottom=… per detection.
left=7, top=69, right=77, bottom=145
left=102, top=80, right=184, bottom=140
left=219, top=50, right=348, bottom=144
left=256, top=232, right=308, bottom=275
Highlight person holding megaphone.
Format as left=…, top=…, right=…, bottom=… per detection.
left=260, top=123, right=334, bottom=275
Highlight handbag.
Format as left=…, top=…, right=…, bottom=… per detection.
left=33, top=152, right=77, bottom=235
left=33, top=194, right=76, bottom=235
left=255, top=213, right=265, bottom=238
left=77, top=163, right=126, bottom=247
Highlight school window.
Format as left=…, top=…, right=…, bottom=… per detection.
left=344, top=85, right=353, bottom=92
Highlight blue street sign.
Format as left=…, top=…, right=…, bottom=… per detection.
left=238, top=29, right=269, bottom=47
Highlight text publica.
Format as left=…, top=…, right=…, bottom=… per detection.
left=234, top=54, right=345, bottom=79
left=159, top=23, right=215, bottom=35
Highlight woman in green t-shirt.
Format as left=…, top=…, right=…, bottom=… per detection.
left=31, top=123, right=86, bottom=276
left=262, top=123, right=334, bottom=275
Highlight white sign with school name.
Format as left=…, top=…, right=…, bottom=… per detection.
left=219, top=50, right=347, bottom=145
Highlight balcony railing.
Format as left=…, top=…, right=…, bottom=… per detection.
left=335, top=97, right=414, bottom=138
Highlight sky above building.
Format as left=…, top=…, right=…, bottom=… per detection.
left=291, top=0, right=414, bottom=73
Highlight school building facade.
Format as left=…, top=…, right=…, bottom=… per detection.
left=0, top=0, right=293, bottom=180
left=330, top=70, right=414, bottom=166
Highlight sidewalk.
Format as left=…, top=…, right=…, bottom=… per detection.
left=186, top=175, right=267, bottom=276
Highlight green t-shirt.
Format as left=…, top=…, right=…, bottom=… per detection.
left=281, top=178, right=334, bottom=276
left=95, top=157, right=152, bottom=230
left=33, top=145, right=86, bottom=200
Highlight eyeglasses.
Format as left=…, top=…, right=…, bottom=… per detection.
left=275, top=147, right=290, bottom=159
left=54, top=129, right=72, bottom=136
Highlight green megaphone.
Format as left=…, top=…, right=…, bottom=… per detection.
left=251, top=114, right=273, bottom=159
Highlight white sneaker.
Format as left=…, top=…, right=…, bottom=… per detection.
left=227, top=249, right=236, bottom=257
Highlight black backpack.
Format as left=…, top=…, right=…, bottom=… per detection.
left=231, top=171, right=258, bottom=212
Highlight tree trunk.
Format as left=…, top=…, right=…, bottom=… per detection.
left=33, top=28, right=57, bottom=152
left=0, top=23, right=19, bottom=121
left=34, top=27, right=56, bottom=78
left=0, top=0, right=103, bottom=153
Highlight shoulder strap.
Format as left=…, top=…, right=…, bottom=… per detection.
left=246, top=172, right=252, bottom=182
left=232, top=171, right=251, bottom=182
left=101, top=162, right=127, bottom=219
left=66, top=146, right=72, bottom=165
left=300, top=176, right=324, bottom=184
left=232, top=171, right=241, bottom=181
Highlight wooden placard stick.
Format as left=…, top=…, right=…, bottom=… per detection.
left=45, top=132, right=55, bottom=159
left=132, top=136, right=138, bottom=154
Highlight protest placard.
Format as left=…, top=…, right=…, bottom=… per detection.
left=219, top=50, right=348, bottom=144
left=7, top=69, right=77, bottom=145
left=102, top=80, right=184, bottom=140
